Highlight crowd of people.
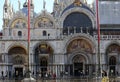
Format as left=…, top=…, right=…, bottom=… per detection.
left=35, top=71, right=56, bottom=79
left=0, top=70, right=119, bottom=80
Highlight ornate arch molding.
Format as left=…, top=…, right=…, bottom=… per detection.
left=105, top=41, right=120, bottom=54
left=68, top=52, right=91, bottom=64
left=63, top=34, right=97, bottom=53
left=33, top=41, right=55, bottom=54
left=9, top=15, right=27, bottom=28
left=60, top=7, right=95, bottom=29
left=34, top=11, right=56, bottom=28
left=6, top=42, right=27, bottom=54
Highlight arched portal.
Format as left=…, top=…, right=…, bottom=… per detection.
left=72, top=55, right=87, bottom=76
left=8, top=46, right=27, bottom=79
left=106, top=44, right=120, bottom=76
left=66, top=38, right=94, bottom=76
left=34, top=43, right=53, bottom=77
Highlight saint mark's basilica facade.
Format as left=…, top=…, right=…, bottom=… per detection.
left=0, top=0, right=120, bottom=78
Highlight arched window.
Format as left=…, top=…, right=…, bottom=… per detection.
left=43, top=30, right=47, bottom=36
left=18, top=31, right=22, bottom=36
left=63, top=12, right=93, bottom=35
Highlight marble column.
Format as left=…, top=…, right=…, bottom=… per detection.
left=87, top=27, right=89, bottom=34
left=68, top=27, right=70, bottom=35
left=74, top=27, right=76, bottom=34
left=56, top=65, right=58, bottom=77
left=81, top=27, right=83, bottom=33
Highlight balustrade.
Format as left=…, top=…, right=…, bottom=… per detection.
left=94, top=35, right=120, bottom=40
left=0, top=35, right=120, bottom=40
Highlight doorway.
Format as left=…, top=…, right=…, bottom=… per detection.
left=74, top=62, right=83, bottom=76
left=72, top=55, right=86, bottom=76
left=109, top=56, right=116, bottom=76
left=40, top=57, right=48, bottom=77
left=14, top=67, right=23, bottom=79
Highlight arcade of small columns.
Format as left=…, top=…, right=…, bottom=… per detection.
left=63, top=27, right=93, bottom=35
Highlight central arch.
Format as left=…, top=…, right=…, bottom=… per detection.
left=34, top=42, right=54, bottom=77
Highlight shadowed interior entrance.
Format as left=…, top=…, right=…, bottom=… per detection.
left=74, top=62, right=83, bottom=76
left=73, top=55, right=86, bottom=76
left=34, top=43, right=53, bottom=77
left=109, top=56, right=116, bottom=76
left=14, top=67, right=23, bottom=78
left=40, top=57, right=48, bottom=77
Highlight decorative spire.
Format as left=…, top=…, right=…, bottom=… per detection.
left=18, top=0, right=21, bottom=10
left=9, top=1, right=11, bottom=7
left=84, top=0, right=87, bottom=4
left=12, top=4, right=14, bottom=13
left=4, top=0, right=9, bottom=6
left=43, top=0, right=46, bottom=10
left=31, top=0, right=34, bottom=8
left=23, top=0, right=28, bottom=7
left=54, top=0, right=58, bottom=4
left=31, top=0, right=33, bottom=4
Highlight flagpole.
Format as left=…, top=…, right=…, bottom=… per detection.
left=22, top=0, right=31, bottom=80
left=28, top=0, right=31, bottom=76
left=96, top=0, right=101, bottom=78
left=23, top=1, right=36, bottom=81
